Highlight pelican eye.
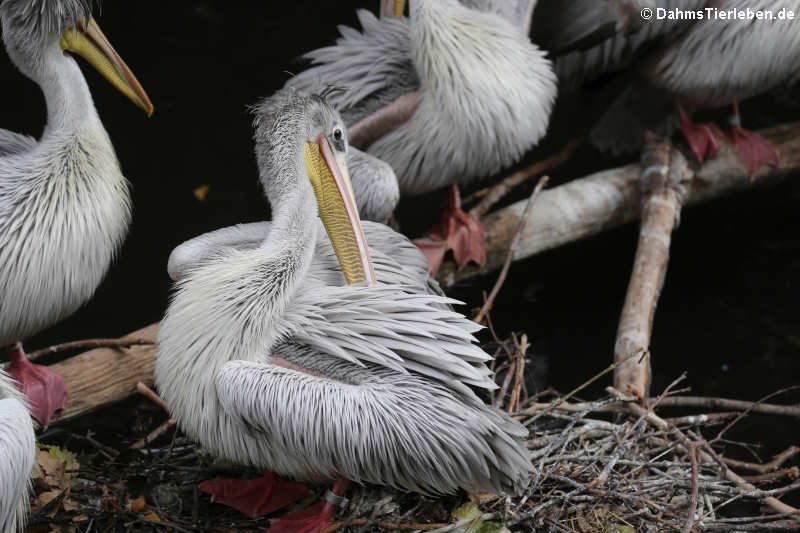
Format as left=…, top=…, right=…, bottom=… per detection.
left=333, top=128, right=343, bottom=141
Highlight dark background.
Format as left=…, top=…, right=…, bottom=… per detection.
left=3, top=2, right=799, bottom=455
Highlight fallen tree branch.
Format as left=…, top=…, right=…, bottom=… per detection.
left=48, top=323, right=159, bottom=425
left=437, top=121, right=800, bottom=286
left=614, top=135, right=691, bottom=398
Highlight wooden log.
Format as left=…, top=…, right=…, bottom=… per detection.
left=437, top=122, right=800, bottom=286
left=613, top=136, right=691, bottom=398
left=48, top=323, right=159, bottom=425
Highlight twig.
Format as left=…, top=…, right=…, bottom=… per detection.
left=742, top=467, right=800, bottom=485
left=130, top=418, right=177, bottom=450
left=723, top=447, right=800, bottom=474
left=684, top=442, right=700, bottom=533
left=321, top=519, right=450, bottom=532
left=136, top=382, right=169, bottom=413
left=473, top=176, right=548, bottom=324
left=68, top=431, right=120, bottom=459
left=27, top=338, right=153, bottom=361
left=651, top=391, right=800, bottom=418
left=507, top=333, right=528, bottom=413
left=713, top=387, right=800, bottom=444
left=664, top=412, right=740, bottom=426
left=468, top=139, right=581, bottom=218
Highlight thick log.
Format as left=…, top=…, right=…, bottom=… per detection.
left=48, top=323, right=159, bottom=425
left=437, top=122, right=800, bottom=286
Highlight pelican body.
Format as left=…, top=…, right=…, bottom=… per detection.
left=0, top=372, right=35, bottom=533
left=0, top=0, right=152, bottom=425
left=288, top=0, right=556, bottom=196
left=155, top=89, right=530, bottom=499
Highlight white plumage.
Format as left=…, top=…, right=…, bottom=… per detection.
left=0, top=372, right=35, bottom=533
left=289, top=0, right=557, bottom=195
left=155, top=89, right=530, bottom=497
left=0, top=0, right=134, bottom=347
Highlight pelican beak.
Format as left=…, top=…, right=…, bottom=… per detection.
left=60, top=18, right=154, bottom=116
left=380, top=0, right=406, bottom=18
left=304, top=136, right=376, bottom=286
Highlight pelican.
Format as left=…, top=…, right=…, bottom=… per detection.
left=347, top=147, right=398, bottom=224
left=0, top=0, right=153, bottom=426
left=551, top=0, right=800, bottom=174
left=0, top=371, right=35, bottom=533
left=155, top=89, right=530, bottom=533
left=287, top=0, right=556, bottom=269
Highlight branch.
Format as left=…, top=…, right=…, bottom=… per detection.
left=614, top=134, right=691, bottom=398
left=437, top=121, right=800, bottom=286
left=47, top=323, right=160, bottom=425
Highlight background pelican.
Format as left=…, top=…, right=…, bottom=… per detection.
left=0, top=0, right=153, bottom=425
left=0, top=371, right=35, bottom=533
left=347, top=146, right=398, bottom=224
left=549, top=0, right=800, bottom=174
left=156, top=89, right=529, bottom=533
left=287, top=0, right=556, bottom=268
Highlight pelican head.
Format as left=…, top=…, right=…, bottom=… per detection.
left=0, top=0, right=153, bottom=115
left=251, top=89, right=375, bottom=285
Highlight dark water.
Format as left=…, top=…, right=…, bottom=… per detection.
left=3, top=2, right=799, bottom=461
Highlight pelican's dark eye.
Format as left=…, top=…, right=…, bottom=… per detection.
left=333, top=128, right=343, bottom=141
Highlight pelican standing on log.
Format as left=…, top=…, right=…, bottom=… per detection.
left=0, top=0, right=153, bottom=426
left=155, top=89, right=530, bottom=533
left=0, top=371, right=35, bottom=533
left=288, top=0, right=556, bottom=270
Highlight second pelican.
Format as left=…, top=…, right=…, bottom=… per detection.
left=155, top=89, right=530, bottom=533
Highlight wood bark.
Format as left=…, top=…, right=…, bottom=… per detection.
left=614, top=135, right=690, bottom=398
left=49, top=323, right=159, bottom=425
left=437, top=122, right=800, bottom=286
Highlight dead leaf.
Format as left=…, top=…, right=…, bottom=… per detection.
left=145, top=511, right=161, bottom=521
left=193, top=184, right=211, bottom=201
left=129, top=495, right=148, bottom=513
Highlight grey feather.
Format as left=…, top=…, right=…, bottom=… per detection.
left=0, top=372, right=36, bottom=533
left=156, top=89, right=530, bottom=498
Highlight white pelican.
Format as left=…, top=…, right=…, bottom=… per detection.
left=0, top=371, right=35, bottom=533
left=155, top=88, right=530, bottom=533
left=552, top=0, right=800, bottom=174
left=287, top=0, right=557, bottom=270
left=347, top=146, right=398, bottom=224
left=0, top=0, right=153, bottom=426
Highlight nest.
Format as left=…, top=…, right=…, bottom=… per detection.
left=28, top=335, right=800, bottom=533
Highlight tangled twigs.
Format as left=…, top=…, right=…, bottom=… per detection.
left=512, top=383, right=800, bottom=531
left=724, top=447, right=800, bottom=475
left=607, top=385, right=800, bottom=519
